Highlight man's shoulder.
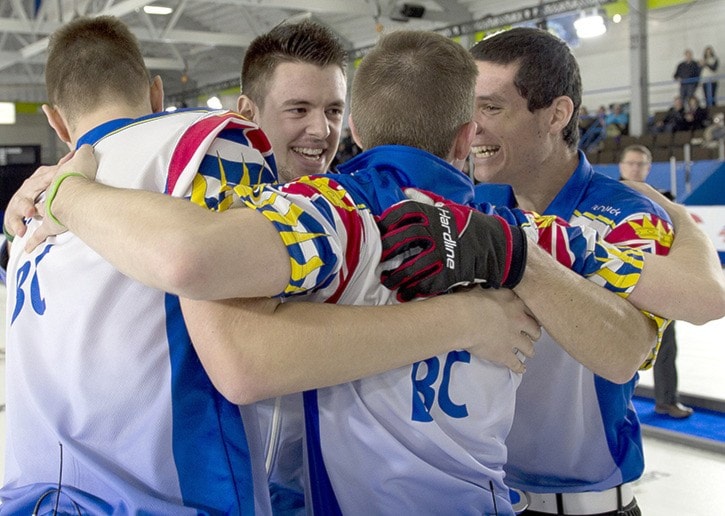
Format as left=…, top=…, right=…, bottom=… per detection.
left=580, top=171, right=671, bottom=223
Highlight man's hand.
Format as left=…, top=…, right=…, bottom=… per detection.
left=377, top=189, right=527, bottom=302
left=455, top=287, right=540, bottom=373
left=23, top=145, right=98, bottom=252
left=3, top=156, right=69, bottom=241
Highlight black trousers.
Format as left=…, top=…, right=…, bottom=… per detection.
left=654, top=322, right=679, bottom=406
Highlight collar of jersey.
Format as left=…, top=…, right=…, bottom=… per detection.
left=544, top=149, right=593, bottom=220
left=336, top=145, right=474, bottom=205
left=75, top=109, right=212, bottom=149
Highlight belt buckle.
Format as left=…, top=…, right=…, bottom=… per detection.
left=509, top=488, right=529, bottom=513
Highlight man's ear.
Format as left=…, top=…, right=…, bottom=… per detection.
left=452, top=121, right=477, bottom=162
left=42, top=104, right=72, bottom=148
left=150, top=75, right=164, bottom=113
left=550, top=96, right=574, bottom=135
left=348, top=115, right=364, bottom=149
left=237, top=95, right=258, bottom=122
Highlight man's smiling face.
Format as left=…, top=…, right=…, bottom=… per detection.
left=256, top=61, right=346, bottom=181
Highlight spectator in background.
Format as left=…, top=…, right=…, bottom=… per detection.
left=674, top=49, right=701, bottom=102
left=700, top=45, right=719, bottom=107
left=619, top=144, right=693, bottom=420
left=656, top=96, right=688, bottom=133
left=684, top=95, right=710, bottom=131
left=579, top=103, right=628, bottom=151
left=605, top=102, right=629, bottom=137
left=577, top=105, right=595, bottom=140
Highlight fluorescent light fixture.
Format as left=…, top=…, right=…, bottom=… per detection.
left=207, top=96, right=223, bottom=110
left=574, top=9, right=607, bottom=39
left=143, top=5, right=173, bottom=15
left=0, top=102, right=16, bottom=124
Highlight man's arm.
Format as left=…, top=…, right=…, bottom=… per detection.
left=513, top=244, right=656, bottom=383
left=181, top=288, right=541, bottom=404
left=18, top=148, right=540, bottom=387
left=44, top=177, right=291, bottom=300
left=377, top=196, right=664, bottom=384
left=625, top=180, right=725, bottom=324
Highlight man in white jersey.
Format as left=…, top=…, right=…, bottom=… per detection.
left=0, top=16, right=280, bottom=514
left=19, top=29, right=724, bottom=515
left=3, top=16, right=549, bottom=515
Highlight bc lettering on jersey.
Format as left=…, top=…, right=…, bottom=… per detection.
left=11, top=244, right=53, bottom=324
left=411, top=350, right=471, bottom=422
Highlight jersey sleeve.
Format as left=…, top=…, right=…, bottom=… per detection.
left=481, top=201, right=672, bottom=370
left=478, top=202, right=647, bottom=297
left=166, top=111, right=278, bottom=207
left=233, top=175, right=371, bottom=299
left=599, top=211, right=674, bottom=369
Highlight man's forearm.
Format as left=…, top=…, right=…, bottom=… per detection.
left=49, top=177, right=290, bottom=299
left=515, top=244, right=656, bottom=384
left=181, top=288, right=540, bottom=404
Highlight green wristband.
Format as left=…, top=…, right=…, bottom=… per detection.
left=45, top=172, right=86, bottom=228
left=2, top=224, right=14, bottom=243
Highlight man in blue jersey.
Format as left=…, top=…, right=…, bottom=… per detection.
left=377, top=27, right=725, bottom=515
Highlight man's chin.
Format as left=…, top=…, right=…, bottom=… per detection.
left=278, top=165, right=302, bottom=183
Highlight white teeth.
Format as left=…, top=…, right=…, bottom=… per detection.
left=293, top=147, right=324, bottom=158
left=471, top=145, right=499, bottom=157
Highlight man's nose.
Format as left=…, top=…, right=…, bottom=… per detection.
left=307, top=110, right=331, bottom=139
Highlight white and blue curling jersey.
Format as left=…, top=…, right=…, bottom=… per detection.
left=2, top=109, right=278, bottom=514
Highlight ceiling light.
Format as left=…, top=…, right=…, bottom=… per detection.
left=143, top=5, right=173, bottom=15
left=0, top=102, right=16, bottom=124
left=574, top=9, right=607, bottom=39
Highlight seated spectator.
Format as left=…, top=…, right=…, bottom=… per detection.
left=703, top=112, right=725, bottom=148
left=578, top=106, right=595, bottom=138
left=579, top=103, right=629, bottom=152
left=605, top=103, right=629, bottom=137
left=684, top=95, right=710, bottom=131
left=655, top=96, right=688, bottom=133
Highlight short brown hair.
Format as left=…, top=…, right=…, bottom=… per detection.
left=241, top=20, right=347, bottom=107
left=45, top=16, right=150, bottom=123
left=351, top=31, right=477, bottom=159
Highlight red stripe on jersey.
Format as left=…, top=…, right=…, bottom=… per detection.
left=166, top=113, right=271, bottom=194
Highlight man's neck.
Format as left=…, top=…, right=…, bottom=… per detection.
left=513, top=147, right=580, bottom=213
left=69, top=105, right=153, bottom=147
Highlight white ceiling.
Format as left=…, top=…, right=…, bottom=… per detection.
left=0, top=0, right=607, bottom=104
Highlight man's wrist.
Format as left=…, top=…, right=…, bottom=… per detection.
left=46, top=172, right=88, bottom=227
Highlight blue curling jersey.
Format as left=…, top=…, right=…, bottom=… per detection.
left=504, top=152, right=673, bottom=494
